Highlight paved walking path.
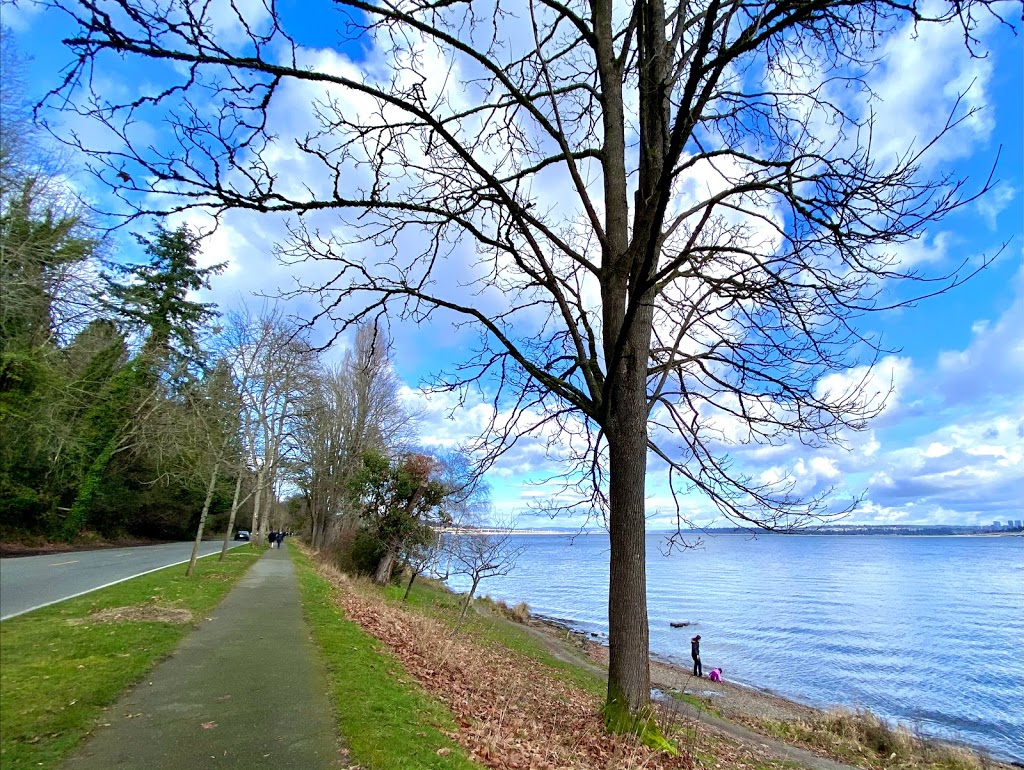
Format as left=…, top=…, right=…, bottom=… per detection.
left=63, top=546, right=344, bottom=769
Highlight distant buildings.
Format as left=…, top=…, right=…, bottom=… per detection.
left=987, top=520, right=1023, bottom=532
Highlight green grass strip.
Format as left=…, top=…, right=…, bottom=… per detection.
left=0, top=547, right=262, bottom=770
left=292, top=551, right=481, bottom=770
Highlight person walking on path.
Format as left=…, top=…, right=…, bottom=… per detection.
left=691, top=634, right=702, bottom=677
left=269, top=530, right=278, bottom=548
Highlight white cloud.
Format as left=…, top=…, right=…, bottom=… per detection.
left=977, top=184, right=1017, bottom=229
left=869, top=8, right=997, bottom=169
left=1, top=1, right=43, bottom=31
left=935, top=260, right=1024, bottom=406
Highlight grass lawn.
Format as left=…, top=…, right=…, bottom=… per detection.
left=0, top=547, right=262, bottom=770
left=292, top=550, right=481, bottom=770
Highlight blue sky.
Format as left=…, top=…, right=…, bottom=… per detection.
left=5, top=0, right=1022, bottom=529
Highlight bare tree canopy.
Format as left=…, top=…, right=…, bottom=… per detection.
left=43, top=0, right=1014, bottom=728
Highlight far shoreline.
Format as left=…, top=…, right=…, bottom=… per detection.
left=441, top=528, right=1024, bottom=538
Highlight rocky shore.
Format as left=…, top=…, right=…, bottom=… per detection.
left=525, top=613, right=818, bottom=724
left=521, top=613, right=1017, bottom=770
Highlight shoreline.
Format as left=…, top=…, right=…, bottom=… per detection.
left=526, top=611, right=1021, bottom=766
left=531, top=611, right=821, bottom=716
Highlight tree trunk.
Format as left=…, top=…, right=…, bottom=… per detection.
left=186, top=462, right=219, bottom=576
left=374, top=542, right=400, bottom=585
left=220, top=472, right=244, bottom=560
left=250, top=469, right=264, bottom=546
left=402, top=569, right=420, bottom=603
left=458, top=576, right=481, bottom=623
left=306, top=491, right=322, bottom=550
left=604, top=303, right=655, bottom=729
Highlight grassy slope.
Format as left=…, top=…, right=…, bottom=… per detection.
left=0, top=548, right=261, bottom=770
left=383, top=578, right=606, bottom=698
left=306, top=565, right=996, bottom=770
left=293, top=550, right=481, bottom=770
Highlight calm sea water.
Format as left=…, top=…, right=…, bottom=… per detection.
left=447, top=533, right=1024, bottom=762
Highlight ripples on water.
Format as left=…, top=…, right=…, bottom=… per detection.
left=447, top=533, right=1024, bottom=762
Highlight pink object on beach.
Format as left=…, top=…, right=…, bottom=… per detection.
left=709, top=668, right=722, bottom=682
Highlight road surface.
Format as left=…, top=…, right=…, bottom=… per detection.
left=0, top=540, right=247, bottom=621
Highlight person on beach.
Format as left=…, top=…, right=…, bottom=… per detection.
left=691, top=634, right=702, bottom=677
left=708, top=667, right=723, bottom=682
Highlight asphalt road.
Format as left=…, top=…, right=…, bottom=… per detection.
left=0, top=540, right=248, bottom=621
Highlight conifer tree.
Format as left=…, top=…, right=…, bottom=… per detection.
left=61, top=225, right=224, bottom=539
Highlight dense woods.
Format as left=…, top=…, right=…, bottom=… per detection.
left=0, top=198, right=474, bottom=559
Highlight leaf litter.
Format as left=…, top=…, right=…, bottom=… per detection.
left=316, top=564, right=696, bottom=770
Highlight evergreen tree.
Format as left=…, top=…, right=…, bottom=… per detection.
left=61, top=225, right=225, bottom=539
left=102, top=224, right=224, bottom=367
left=0, top=43, right=103, bottom=535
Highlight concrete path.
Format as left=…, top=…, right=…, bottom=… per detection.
left=63, top=546, right=344, bottom=769
left=1, top=541, right=247, bottom=621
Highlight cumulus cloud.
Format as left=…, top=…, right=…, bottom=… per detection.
left=868, top=7, right=997, bottom=169
left=934, top=262, right=1024, bottom=406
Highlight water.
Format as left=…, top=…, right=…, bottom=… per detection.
left=446, top=532, right=1024, bottom=762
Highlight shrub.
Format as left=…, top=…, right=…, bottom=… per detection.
left=343, top=528, right=387, bottom=576
left=512, top=602, right=531, bottom=623
left=475, top=596, right=531, bottom=624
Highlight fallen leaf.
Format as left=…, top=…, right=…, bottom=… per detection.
left=201, top=721, right=217, bottom=730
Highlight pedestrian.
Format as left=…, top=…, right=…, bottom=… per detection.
left=269, top=531, right=278, bottom=548
left=691, top=634, right=702, bottom=677
left=708, top=667, right=723, bottom=682
left=277, top=531, right=285, bottom=548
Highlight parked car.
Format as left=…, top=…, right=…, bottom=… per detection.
left=234, top=529, right=251, bottom=541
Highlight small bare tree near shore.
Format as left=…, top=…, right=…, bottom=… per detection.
left=452, top=523, right=525, bottom=624
left=400, top=530, right=447, bottom=603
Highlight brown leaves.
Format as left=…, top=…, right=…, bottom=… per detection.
left=317, top=566, right=692, bottom=770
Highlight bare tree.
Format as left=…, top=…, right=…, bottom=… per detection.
left=451, top=522, right=525, bottom=624
left=294, top=322, right=415, bottom=550
left=400, top=529, right=446, bottom=603
left=184, top=360, right=242, bottom=576
left=219, top=305, right=316, bottom=547
left=44, top=0, right=1011, bottom=726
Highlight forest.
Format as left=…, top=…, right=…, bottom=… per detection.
left=0, top=38, right=479, bottom=563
